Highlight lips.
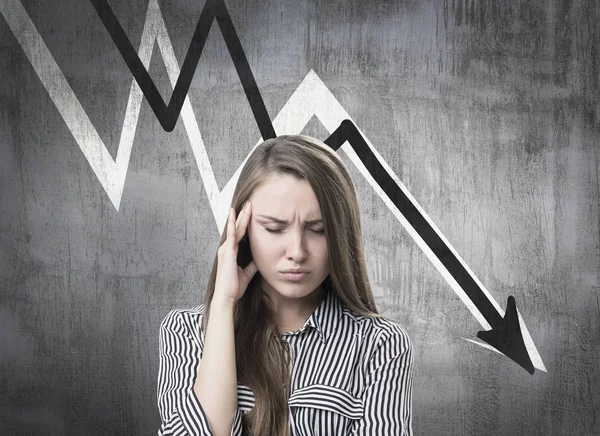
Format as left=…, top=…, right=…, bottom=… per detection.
left=280, top=271, right=309, bottom=281
left=281, top=269, right=309, bottom=273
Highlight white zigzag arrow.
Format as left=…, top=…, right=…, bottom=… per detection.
left=0, top=0, right=546, bottom=372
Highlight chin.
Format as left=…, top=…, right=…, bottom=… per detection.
left=264, top=277, right=319, bottom=299
left=285, top=286, right=318, bottom=298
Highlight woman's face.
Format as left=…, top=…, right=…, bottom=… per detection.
left=247, top=173, right=330, bottom=305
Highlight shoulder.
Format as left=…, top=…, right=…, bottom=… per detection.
left=159, top=304, right=207, bottom=338
left=342, top=306, right=412, bottom=356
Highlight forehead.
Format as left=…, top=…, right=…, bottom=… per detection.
left=250, top=174, right=321, bottom=216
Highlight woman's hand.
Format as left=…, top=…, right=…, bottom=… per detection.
left=214, top=201, right=258, bottom=307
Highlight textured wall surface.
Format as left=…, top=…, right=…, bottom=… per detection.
left=1, top=0, right=599, bottom=435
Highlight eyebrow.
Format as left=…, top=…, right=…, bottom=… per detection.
left=257, top=215, right=323, bottom=225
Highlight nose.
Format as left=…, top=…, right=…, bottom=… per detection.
left=285, top=229, right=308, bottom=262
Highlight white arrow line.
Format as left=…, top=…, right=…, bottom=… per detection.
left=0, top=0, right=545, bottom=372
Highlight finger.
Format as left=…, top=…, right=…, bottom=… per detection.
left=243, top=260, right=258, bottom=279
left=234, top=202, right=246, bottom=238
left=235, top=201, right=252, bottom=243
left=240, top=260, right=258, bottom=288
left=227, top=207, right=236, bottom=248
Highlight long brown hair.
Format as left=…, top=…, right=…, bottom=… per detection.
left=202, top=135, right=389, bottom=435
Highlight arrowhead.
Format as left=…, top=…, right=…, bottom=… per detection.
left=477, top=296, right=535, bottom=374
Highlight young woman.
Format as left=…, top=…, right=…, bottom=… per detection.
left=157, top=135, right=413, bottom=436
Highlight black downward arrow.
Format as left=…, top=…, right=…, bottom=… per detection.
left=89, top=0, right=276, bottom=139
left=324, top=120, right=535, bottom=374
left=90, top=0, right=535, bottom=374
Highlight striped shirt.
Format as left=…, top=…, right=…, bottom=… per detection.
left=157, top=289, right=413, bottom=435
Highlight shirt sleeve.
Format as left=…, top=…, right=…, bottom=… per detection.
left=157, top=309, right=244, bottom=436
left=348, top=324, right=413, bottom=436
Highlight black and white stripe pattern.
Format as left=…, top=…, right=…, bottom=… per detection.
left=157, top=289, right=413, bottom=435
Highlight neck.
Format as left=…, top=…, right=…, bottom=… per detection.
left=263, top=283, right=326, bottom=334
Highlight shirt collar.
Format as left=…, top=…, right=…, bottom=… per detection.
left=303, top=287, right=344, bottom=344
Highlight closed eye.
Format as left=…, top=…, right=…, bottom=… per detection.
left=264, top=228, right=325, bottom=234
left=264, top=228, right=283, bottom=234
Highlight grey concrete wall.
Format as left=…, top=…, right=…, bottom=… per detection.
left=1, top=0, right=598, bottom=434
